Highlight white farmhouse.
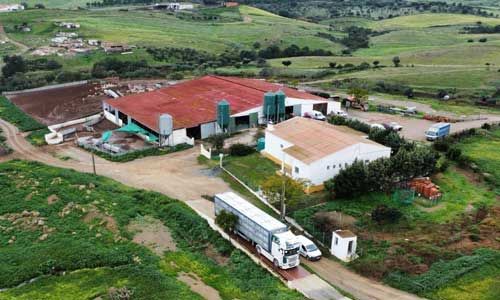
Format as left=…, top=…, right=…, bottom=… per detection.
left=262, top=117, right=391, bottom=192
left=331, top=230, right=358, bottom=262
left=0, top=4, right=24, bottom=12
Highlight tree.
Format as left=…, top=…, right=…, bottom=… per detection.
left=210, top=133, right=226, bottom=152
left=327, top=160, right=368, bottom=198
left=215, top=210, right=238, bottom=233
left=392, top=56, right=401, bottom=67
left=282, top=60, right=292, bottom=67
left=373, top=60, right=380, bottom=68
left=347, top=86, right=369, bottom=103
left=329, top=62, right=337, bottom=68
left=253, top=42, right=261, bottom=49
left=2, top=55, right=26, bottom=78
left=261, top=175, right=304, bottom=209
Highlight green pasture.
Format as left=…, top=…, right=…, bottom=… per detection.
left=0, top=6, right=341, bottom=53
left=369, top=13, right=500, bottom=30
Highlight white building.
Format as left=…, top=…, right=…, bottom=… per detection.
left=0, top=4, right=24, bottom=12
left=331, top=230, right=358, bottom=262
left=263, top=117, right=391, bottom=192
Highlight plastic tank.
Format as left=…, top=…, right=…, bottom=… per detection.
left=217, top=99, right=230, bottom=129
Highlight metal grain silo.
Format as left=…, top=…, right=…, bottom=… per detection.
left=263, top=92, right=276, bottom=120
left=159, top=113, right=173, bottom=136
left=276, top=90, right=286, bottom=119
left=217, top=99, right=230, bottom=130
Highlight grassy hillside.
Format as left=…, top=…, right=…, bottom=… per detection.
left=0, top=160, right=304, bottom=299
left=0, top=0, right=89, bottom=9
left=0, top=6, right=341, bottom=52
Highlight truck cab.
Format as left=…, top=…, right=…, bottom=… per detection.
left=425, top=123, right=451, bottom=141
left=267, top=231, right=300, bottom=269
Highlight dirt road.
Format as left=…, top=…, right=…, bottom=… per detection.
left=0, top=24, right=29, bottom=53
left=0, top=118, right=424, bottom=300
left=348, top=110, right=500, bottom=141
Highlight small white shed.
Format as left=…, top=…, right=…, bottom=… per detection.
left=330, top=230, right=358, bottom=262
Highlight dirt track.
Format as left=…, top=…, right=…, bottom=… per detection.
left=0, top=118, right=424, bottom=300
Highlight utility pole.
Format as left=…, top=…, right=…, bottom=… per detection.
left=91, top=152, right=96, bottom=176
left=281, top=152, right=286, bottom=221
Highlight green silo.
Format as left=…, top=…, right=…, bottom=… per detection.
left=263, top=92, right=276, bottom=121
left=217, top=100, right=230, bottom=130
left=276, top=90, right=286, bottom=120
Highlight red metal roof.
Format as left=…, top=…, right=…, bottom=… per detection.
left=105, top=75, right=325, bottom=131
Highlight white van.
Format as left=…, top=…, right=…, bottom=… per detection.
left=296, top=235, right=322, bottom=261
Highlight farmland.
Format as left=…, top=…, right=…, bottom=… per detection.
left=0, top=6, right=340, bottom=53
left=0, top=160, right=304, bottom=300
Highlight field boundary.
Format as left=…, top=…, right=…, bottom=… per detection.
left=2, top=81, right=88, bottom=96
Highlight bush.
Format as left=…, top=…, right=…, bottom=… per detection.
left=446, top=146, right=462, bottom=160
left=215, top=210, right=238, bottom=233
left=229, top=143, right=255, bottom=156
left=433, top=138, right=450, bottom=152
left=371, top=205, right=402, bottom=225
left=481, top=123, right=491, bottom=130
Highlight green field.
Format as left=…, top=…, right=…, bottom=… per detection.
left=456, top=127, right=500, bottom=194
left=0, top=0, right=89, bottom=9
left=0, top=160, right=304, bottom=299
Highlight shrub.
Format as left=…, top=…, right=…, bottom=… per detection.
left=433, top=138, right=450, bottom=152
left=371, top=205, right=402, bottom=225
left=229, top=143, right=255, bottom=156
left=481, top=123, right=491, bottom=130
left=446, top=146, right=462, bottom=160
left=215, top=210, right=238, bottom=233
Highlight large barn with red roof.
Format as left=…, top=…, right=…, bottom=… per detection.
left=103, top=75, right=340, bottom=146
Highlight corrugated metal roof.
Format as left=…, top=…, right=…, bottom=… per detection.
left=271, top=117, right=389, bottom=164
left=216, top=192, right=286, bottom=232
left=105, top=75, right=325, bottom=131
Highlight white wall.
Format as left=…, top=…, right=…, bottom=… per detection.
left=326, top=101, right=341, bottom=114
left=201, top=122, right=217, bottom=139
left=307, top=143, right=391, bottom=185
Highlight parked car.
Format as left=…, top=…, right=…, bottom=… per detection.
left=383, top=122, right=403, bottom=131
left=304, top=110, right=326, bottom=121
left=331, top=110, right=348, bottom=118
left=296, top=235, right=322, bottom=261
left=370, top=123, right=385, bottom=131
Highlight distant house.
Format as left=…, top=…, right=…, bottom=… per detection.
left=223, top=1, right=239, bottom=7
left=263, top=117, right=391, bottom=192
left=0, top=4, right=24, bottom=13
left=153, top=2, right=194, bottom=11
left=57, top=22, right=80, bottom=29
left=103, top=43, right=131, bottom=54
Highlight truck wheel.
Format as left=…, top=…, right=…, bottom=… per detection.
left=273, top=259, right=279, bottom=268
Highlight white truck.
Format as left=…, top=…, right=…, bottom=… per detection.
left=214, top=192, right=301, bottom=269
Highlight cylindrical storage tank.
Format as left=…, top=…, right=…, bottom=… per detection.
left=263, top=92, right=276, bottom=118
left=159, top=113, right=173, bottom=136
left=217, top=99, right=230, bottom=129
left=276, top=90, right=286, bottom=119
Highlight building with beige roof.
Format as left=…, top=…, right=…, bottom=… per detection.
left=262, top=117, right=391, bottom=192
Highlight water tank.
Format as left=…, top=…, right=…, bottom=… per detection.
left=276, top=90, right=286, bottom=118
left=217, top=99, right=230, bottom=129
left=263, top=92, right=276, bottom=118
left=159, top=113, right=173, bottom=136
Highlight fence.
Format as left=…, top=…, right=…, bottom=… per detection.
left=200, top=144, right=212, bottom=159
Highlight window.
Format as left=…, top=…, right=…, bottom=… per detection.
left=280, top=144, right=284, bottom=148
left=294, top=166, right=299, bottom=174
left=332, top=164, right=336, bottom=169
left=327, top=166, right=330, bottom=170
left=335, top=237, right=338, bottom=245
left=345, top=163, right=348, bottom=168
